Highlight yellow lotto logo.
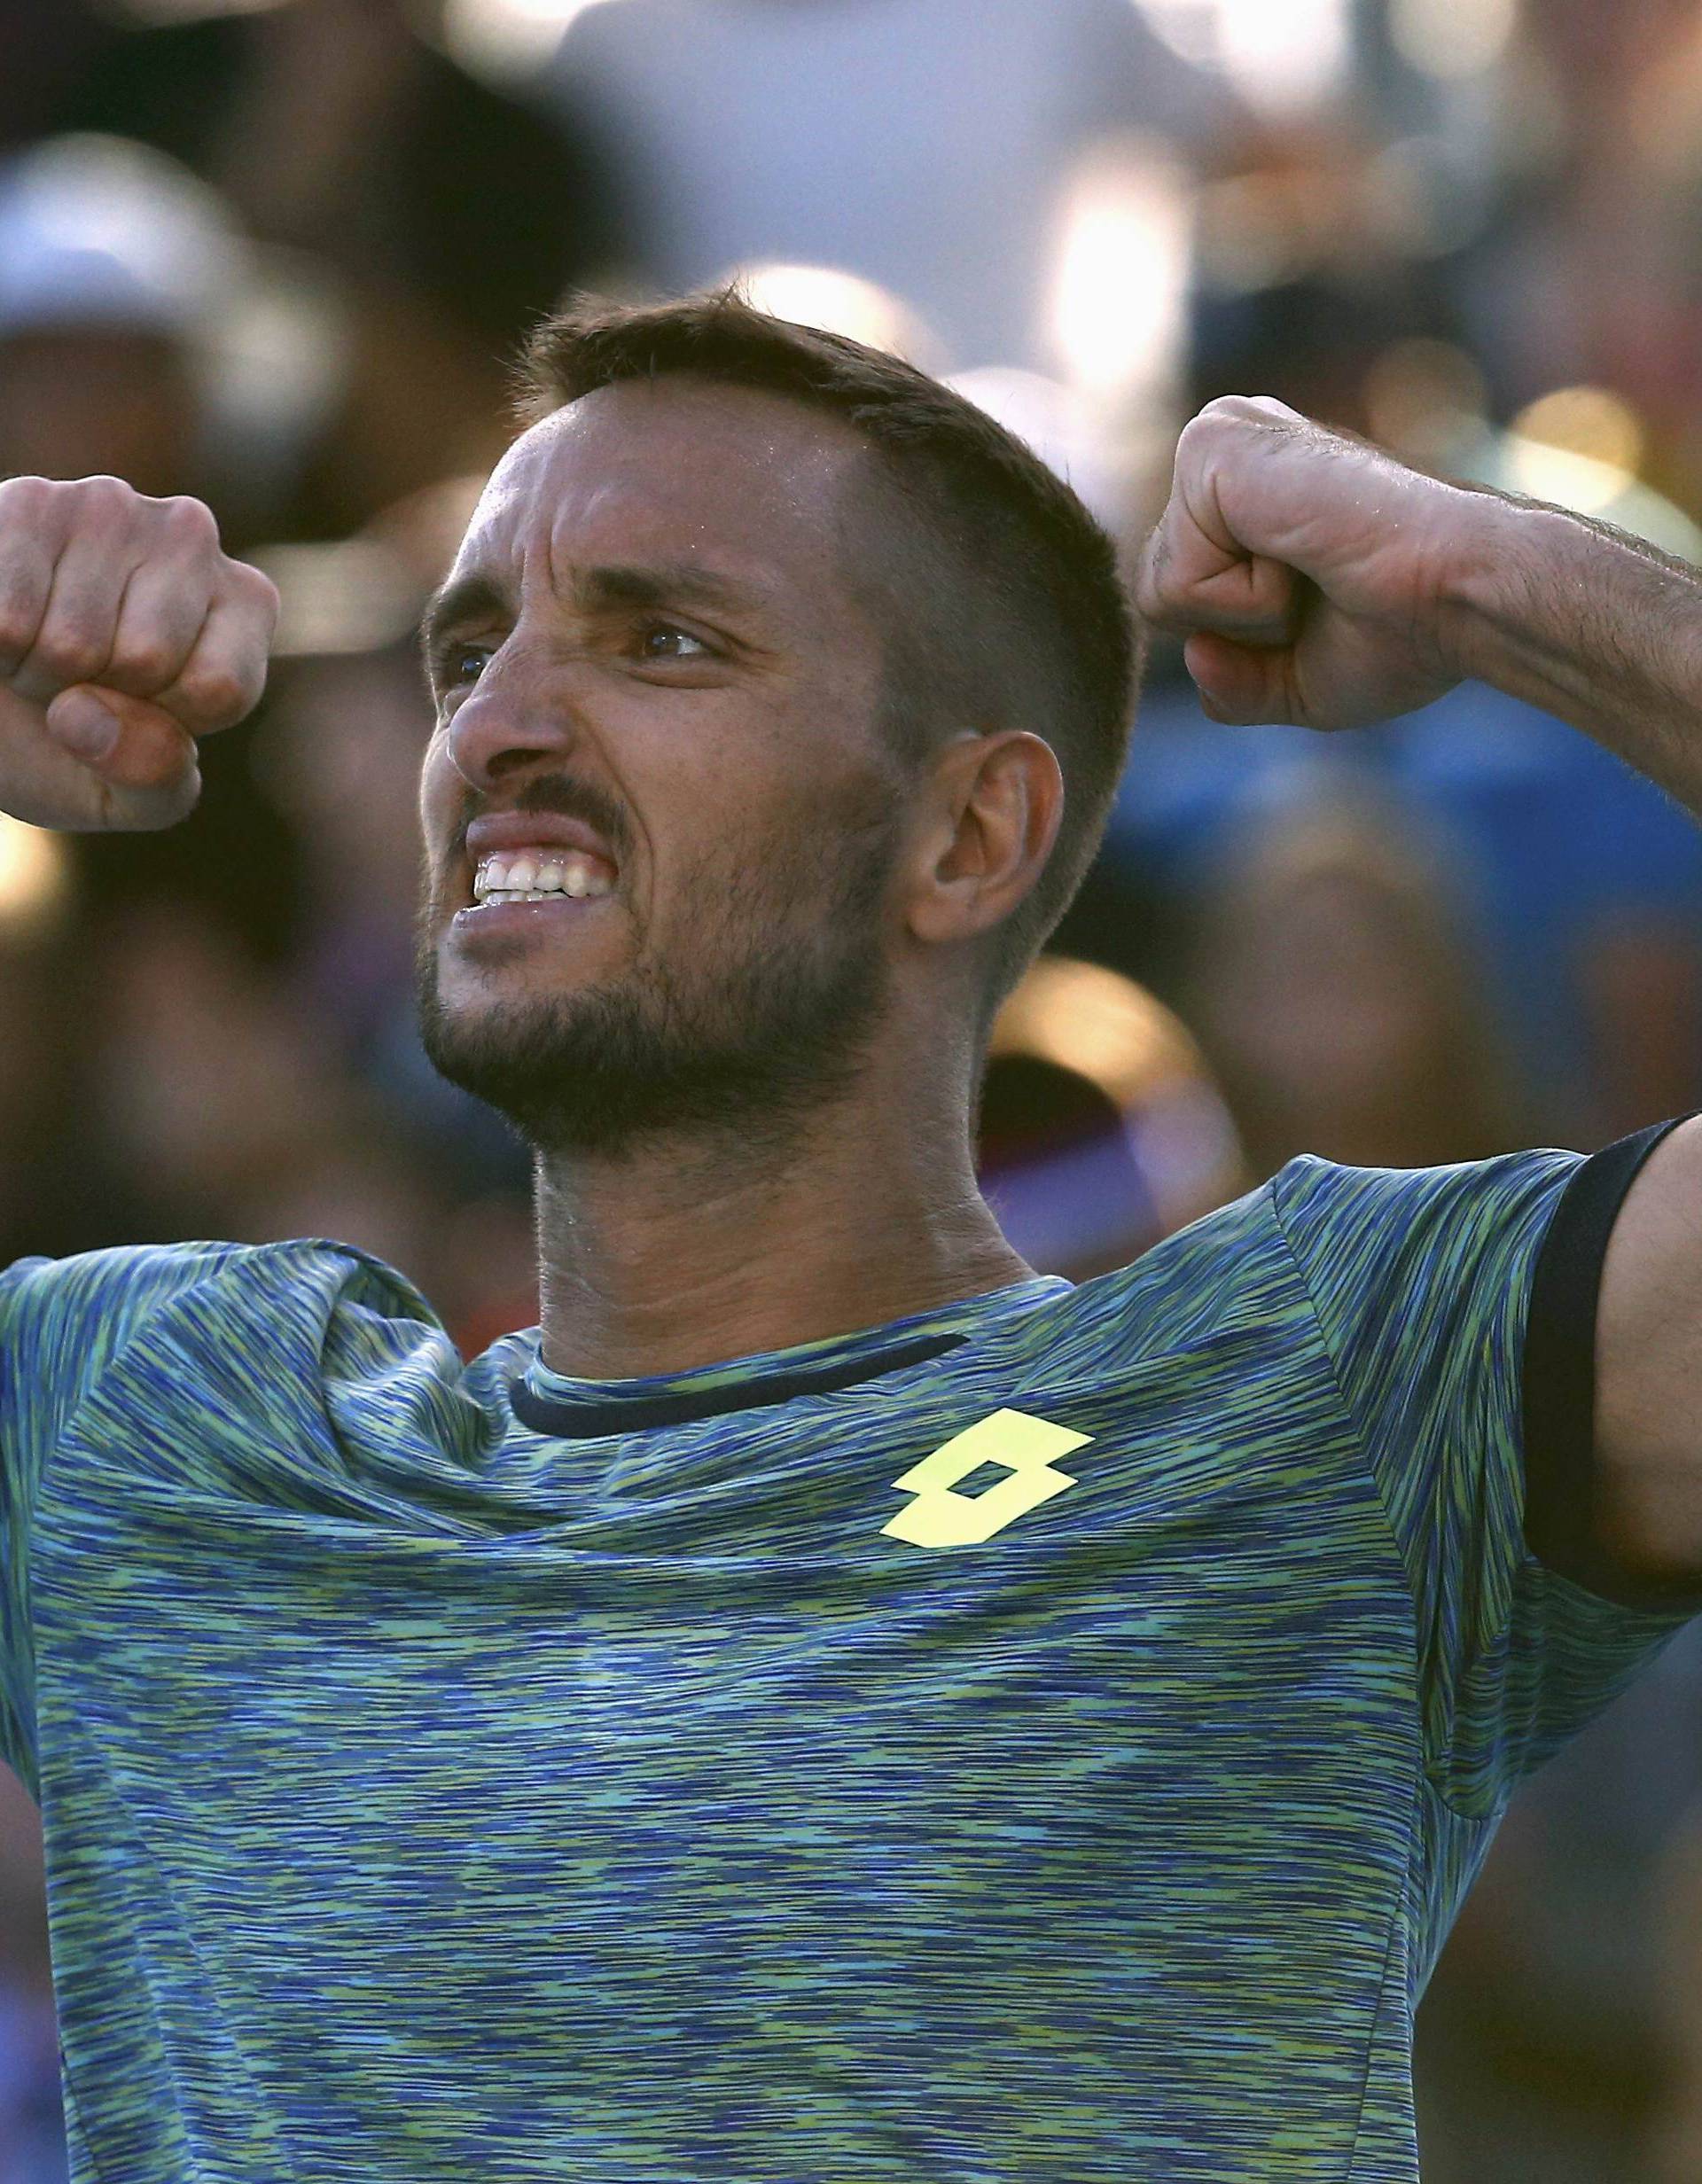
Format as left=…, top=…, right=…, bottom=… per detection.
left=880, top=1408, right=1092, bottom=1548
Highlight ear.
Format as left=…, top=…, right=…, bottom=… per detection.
left=905, top=728, right=1065, bottom=950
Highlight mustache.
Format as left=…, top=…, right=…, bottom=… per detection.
left=455, top=776, right=631, bottom=864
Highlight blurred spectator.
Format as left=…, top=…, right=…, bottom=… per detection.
left=47, top=0, right=630, bottom=532
left=979, top=953, right=1247, bottom=1277
left=0, top=908, right=152, bottom=1273
left=88, top=900, right=377, bottom=1237
left=257, top=635, right=436, bottom=1069
left=548, top=0, right=1230, bottom=375
left=1170, top=781, right=1545, bottom=1178
left=1450, top=0, right=1702, bottom=512
left=71, top=892, right=535, bottom=1356
left=0, top=135, right=246, bottom=518
left=1105, top=672, right=1702, bottom=1151
left=1418, top=1618, right=1702, bottom=2184
left=1188, top=119, right=1467, bottom=434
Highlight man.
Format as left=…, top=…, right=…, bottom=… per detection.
left=3, top=290, right=1701, bottom=2181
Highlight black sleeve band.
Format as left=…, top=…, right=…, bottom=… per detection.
left=1521, top=1110, right=1702, bottom=1611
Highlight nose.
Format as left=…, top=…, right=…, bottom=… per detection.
left=445, top=653, right=583, bottom=795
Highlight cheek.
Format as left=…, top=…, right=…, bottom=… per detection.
left=417, top=737, right=456, bottom=848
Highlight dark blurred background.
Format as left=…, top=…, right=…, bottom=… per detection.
left=4, top=1, right=1702, bottom=2175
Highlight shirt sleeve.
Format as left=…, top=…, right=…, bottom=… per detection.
left=0, top=1241, right=249, bottom=1792
left=1269, top=1123, right=1702, bottom=1816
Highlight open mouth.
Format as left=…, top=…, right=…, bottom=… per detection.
left=450, top=845, right=619, bottom=933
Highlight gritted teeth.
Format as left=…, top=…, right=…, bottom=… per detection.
left=472, top=847, right=615, bottom=902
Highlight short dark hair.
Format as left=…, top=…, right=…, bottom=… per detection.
left=514, top=285, right=1143, bottom=1024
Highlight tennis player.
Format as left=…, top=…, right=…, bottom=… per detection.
left=4, top=291, right=1701, bottom=2182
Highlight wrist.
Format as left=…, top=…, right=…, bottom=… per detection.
left=1429, top=484, right=1702, bottom=788
left=1429, top=483, right=1559, bottom=690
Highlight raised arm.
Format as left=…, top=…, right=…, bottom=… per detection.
left=1134, top=394, right=1702, bottom=823
left=1136, top=395, right=1702, bottom=1587
left=0, top=474, right=278, bottom=834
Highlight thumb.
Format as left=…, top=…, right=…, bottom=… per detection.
left=1183, top=631, right=1296, bottom=726
left=46, top=684, right=200, bottom=791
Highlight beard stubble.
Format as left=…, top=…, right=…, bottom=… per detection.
left=413, top=800, right=900, bottom=1163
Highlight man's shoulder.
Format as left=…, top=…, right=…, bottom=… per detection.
left=1034, top=1142, right=1581, bottom=1376
left=0, top=1235, right=460, bottom=1471
left=1029, top=1174, right=1293, bottom=1375
left=1, top=1233, right=442, bottom=1369
left=3, top=1236, right=254, bottom=1338
left=1260, top=1143, right=1585, bottom=1296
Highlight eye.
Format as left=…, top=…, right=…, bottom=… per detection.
left=445, top=642, right=494, bottom=687
left=636, top=621, right=714, bottom=661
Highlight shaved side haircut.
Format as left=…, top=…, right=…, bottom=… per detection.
left=515, top=287, right=1143, bottom=1024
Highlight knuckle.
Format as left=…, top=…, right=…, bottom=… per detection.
left=0, top=474, right=54, bottom=522
left=1187, top=399, right=1238, bottom=435
left=28, top=628, right=108, bottom=685
left=1175, top=413, right=1225, bottom=468
left=239, top=563, right=282, bottom=631
left=1203, top=393, right=1266, bottom=423
left=151, top=775, right=202, bottom=830
left=74, top=473, right=140, bottom=520
left=1186, top=395, right=1272, bottom=450
left=0, top=604, right=37, bottom=667
left=160, top=494, right=220, bottom=548
left=111, top=638, right=182, bottom=692
left=176, top=663, right=246, bottom=721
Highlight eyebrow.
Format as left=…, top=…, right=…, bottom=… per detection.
left=419, top=571, right=506, bottom=670
left=419, top=560, right=766, bottom=671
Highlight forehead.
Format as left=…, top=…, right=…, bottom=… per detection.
left=454, top=376, right=873, bottom=606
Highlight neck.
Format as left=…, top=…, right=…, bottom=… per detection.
left=531, top=1081, right=1035, bottom=1381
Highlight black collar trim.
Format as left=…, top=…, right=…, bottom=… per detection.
left=507, top=1328, right=970, bottom=1440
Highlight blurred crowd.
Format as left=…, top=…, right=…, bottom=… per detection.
left=4, top=0, right=1702, bottom=2176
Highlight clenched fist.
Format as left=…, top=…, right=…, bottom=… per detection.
left=1134, top=395, right=1489, bottom=730
left=0, top=474, right=279, bottom=831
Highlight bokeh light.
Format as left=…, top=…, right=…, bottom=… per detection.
left=990, top=955, right=1208, bottom=1111
left=0, top=818, right=70, bottom=940
left=1050, top=135, right=1190, bottom=401
left=254, top=539, right=425, bottom=658
left=1136, top=0, right=1352, bottom=113
left=1388, top=0, right=1519, bottom=82
left=1363, top=339, right=1489, bottom=465
left=1513, top=386, right=1645, bottom=476
left=1489, top=387, right=1702, bottom=558
left=1503, top=387, right=1645, bottom=519
left=441, top=0, right=612, bottom=82
left=718, top=262, right=943, bottom=370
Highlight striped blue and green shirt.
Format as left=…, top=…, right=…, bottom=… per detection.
left=3, top=1120, right=1699, bottom=2182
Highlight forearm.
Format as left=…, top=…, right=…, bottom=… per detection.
left=1448, top=495, right=1702, bottom=817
